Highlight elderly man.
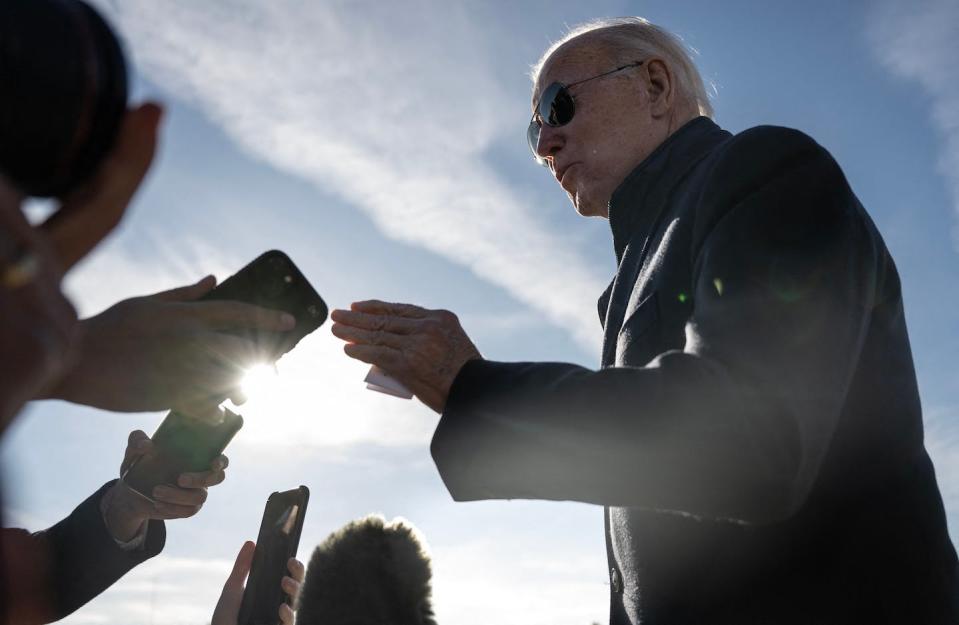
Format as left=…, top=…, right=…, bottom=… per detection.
left=331, top=17, right=959, bottom=624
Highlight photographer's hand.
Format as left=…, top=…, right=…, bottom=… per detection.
left=331, top=300, right=482, bottom=413
left=44, top=276, right=295, bottom=413
left=40, top=103, right=162, bottom=273
left=102, top=430, right=228, bottom=542
left=0, top=176, right=78, bottom=433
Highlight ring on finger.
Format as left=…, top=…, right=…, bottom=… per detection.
left=1, top=250, right=40, bottom=289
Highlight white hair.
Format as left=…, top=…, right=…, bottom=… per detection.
left=531, top=17, right=714, bottom=119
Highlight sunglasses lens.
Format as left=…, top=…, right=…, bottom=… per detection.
left=528, top=83, right=575, bottom=165
left=527, top=118, right=546, bottom=165
left=542, top=84, right=575, bottom=126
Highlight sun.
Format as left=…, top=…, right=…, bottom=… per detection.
left=239, top=363, right=279, bottom=401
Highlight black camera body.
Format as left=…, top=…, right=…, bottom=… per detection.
left=0, top=0, right=128, bottom=197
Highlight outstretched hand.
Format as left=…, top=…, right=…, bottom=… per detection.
left=331, top=300, right=481, bottom=413
left=46, top=276, right=296, bottom=414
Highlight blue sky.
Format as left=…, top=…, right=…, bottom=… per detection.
left=2, top=1, right=958, bottom=623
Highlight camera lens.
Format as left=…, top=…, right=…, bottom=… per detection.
left=0, top=0, right=128, bottom=197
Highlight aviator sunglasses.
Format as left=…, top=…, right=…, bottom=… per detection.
left=527, top=60, right=645, bottom=166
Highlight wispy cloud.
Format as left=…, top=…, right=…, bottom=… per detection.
left=868, top=0, right=959, bottom=248
left=60, top=555, right=233, bottom=625
left=91, top=0, right=608, bottom=353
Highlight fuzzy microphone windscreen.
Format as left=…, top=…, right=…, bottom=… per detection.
left=296, top=515, right=437, bottom=625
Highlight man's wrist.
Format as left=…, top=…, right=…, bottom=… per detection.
left=101, top=481, right=150, bottom=543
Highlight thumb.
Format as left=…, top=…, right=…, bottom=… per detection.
left=212, top=541, right=255, bottom=625
left=226, top=541, right=256, bottom=588
left=151, top=275, right=216, bottom=302
left=120, top=430, right=151, bottom=476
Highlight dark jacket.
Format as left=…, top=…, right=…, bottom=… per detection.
left=432, top=117, right=959, bottom=624
left=1, top=480, right=165, bottom=624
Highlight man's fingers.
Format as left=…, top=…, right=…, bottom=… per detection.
left=151, top=275, right=216, bottom=302
left=212, top=454, right=229, bottom=472
left=152, top=500, right=202, bottom=519
left=330, top=322, right=406, bottom=348
left=281, top=576, right=300, bottom=596
left=349, top=300, right=428, bottom=318
left=178, top=468, right=226, bottom=489
left=279, top=603, right=295, bottom=625
left=153, top=485, right=208, bottom=507
left=188, top=300, right=296, bottom=332
left=46, top=103, right=163, bottom=272
left=330, top=309, right=419, bottom=334
left=287, top=557, right=305, bottom=582
left=342, top=343, right=403, bottom=369
left=86, top=103, right=162, bottom=210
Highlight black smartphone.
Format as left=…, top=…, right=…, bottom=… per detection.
left=203, top=249, right=328, bottom=362
left=121, top=251, right=327, bottom=500
left=121, top=407, right=243, bottom=500
left=239, top=486, right=310, bottom=625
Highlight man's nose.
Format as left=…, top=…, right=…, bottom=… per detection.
left=535, top=124, right=564, bottom=168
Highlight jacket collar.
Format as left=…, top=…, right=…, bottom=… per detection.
left=607, top=116, right=730, bottom=263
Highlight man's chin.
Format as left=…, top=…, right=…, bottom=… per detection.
left=572, top=194, right=608, bottom=219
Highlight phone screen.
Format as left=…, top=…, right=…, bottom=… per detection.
left=240, top=486, right=310, bottom=625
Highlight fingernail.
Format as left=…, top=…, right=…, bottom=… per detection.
left=136, top=439, right=151, bottom=450
left=177, top=475, right=191, bottom=487
left=280, top=313, right=296, bottom=329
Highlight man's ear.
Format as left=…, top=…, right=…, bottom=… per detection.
left=645, top=58, right=674, bottom=119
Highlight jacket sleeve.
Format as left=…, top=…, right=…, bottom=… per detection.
left=431, top=130, right=882, bottom=524
left=1, top=480, right=166, bottom=624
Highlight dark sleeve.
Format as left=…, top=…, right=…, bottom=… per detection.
left=431, top=130, right=880, bottom=524
left=33, top=480, right=165, bottom=621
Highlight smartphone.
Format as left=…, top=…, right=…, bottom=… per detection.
left=121, top=251, right=327, bottom=500
left=239, top=486, right=310, bottom=625
left=203, top=249, right=328, bottom=362
left=121, top=407, right=243, bottom=501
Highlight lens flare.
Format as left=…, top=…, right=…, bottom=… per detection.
left=240, top=363, right=278, bottom=401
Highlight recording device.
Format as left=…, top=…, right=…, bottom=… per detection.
left=122, top=251, right=327, bottom=500
left=0, top=0, right=128, bottom=197
left=239, top=486, right=310, bottom=625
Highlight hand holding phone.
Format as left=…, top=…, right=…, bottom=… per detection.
left=239, top=486, right=310, bottom=625
left=119, top=251, right=327, bottom=498
left=121, top=407, right=242, bottom=501
left=212, top=541, right=304, bottom=625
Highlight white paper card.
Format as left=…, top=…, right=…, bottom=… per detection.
left=364, top=365, right=413, bottom=399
